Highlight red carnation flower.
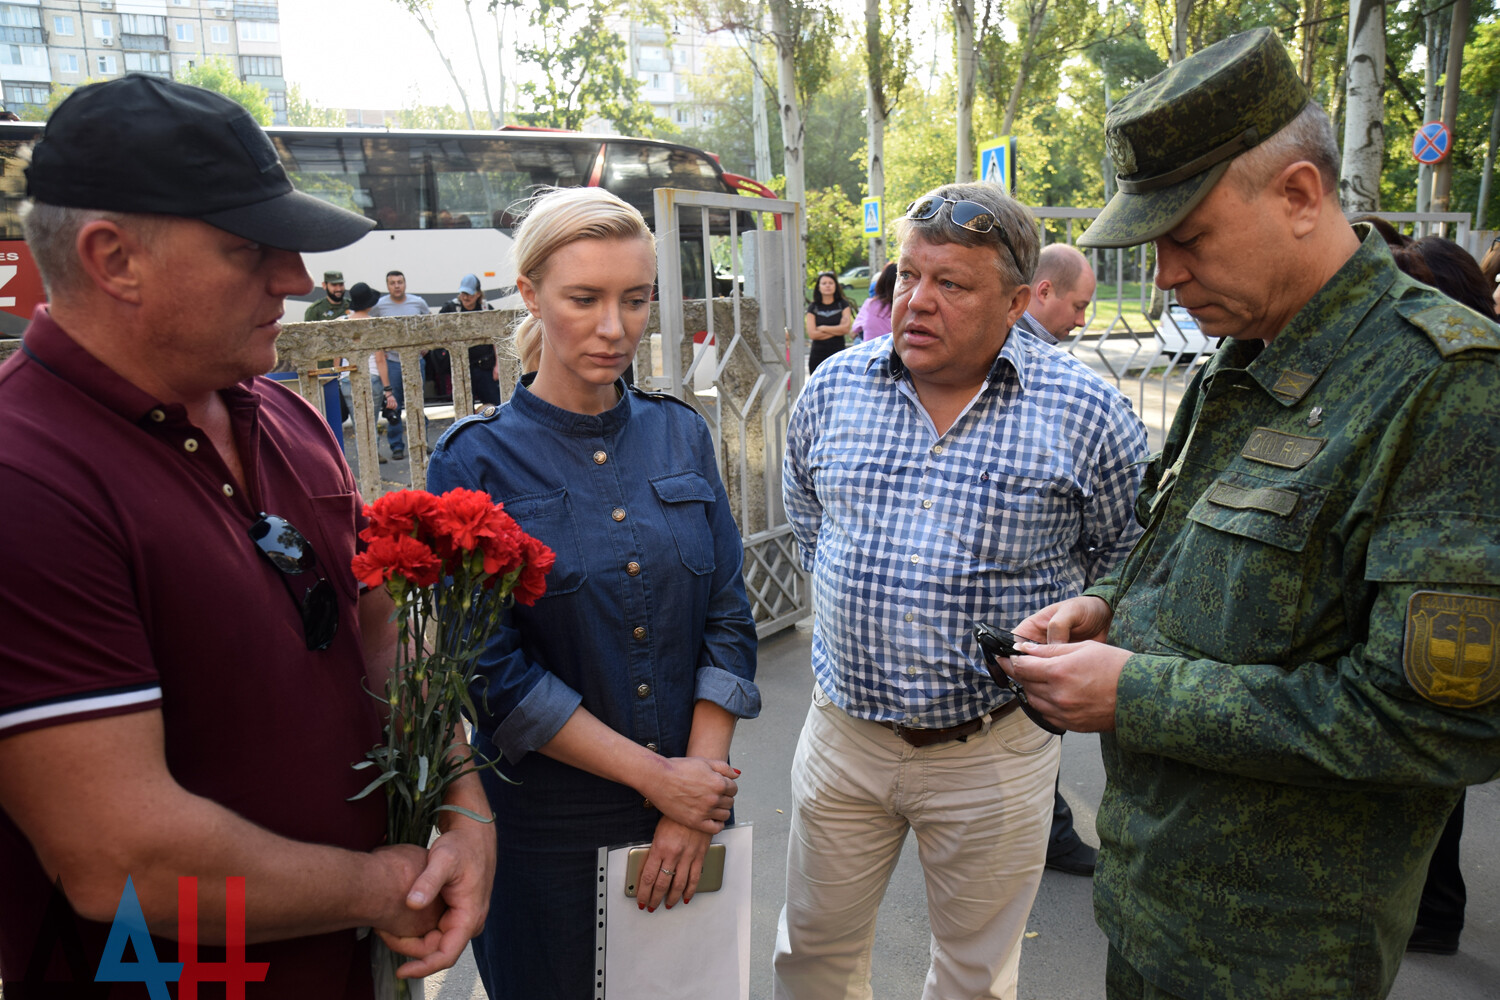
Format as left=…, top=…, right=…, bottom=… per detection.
left=362, top=490, right=443, bottom=541
left=432, top=488, right=506, bottom=551
left=352, top=533, right=443, bottom=589
left=512, top=535, right=556, bottom=606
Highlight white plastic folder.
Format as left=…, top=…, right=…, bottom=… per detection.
left=593, top=824, right=752, bottom=1000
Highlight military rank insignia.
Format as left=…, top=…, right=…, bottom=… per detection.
left=1403, top=591, right=1500, bottom=707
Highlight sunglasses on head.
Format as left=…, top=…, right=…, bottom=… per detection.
left=905, top=195, right=1021, bottom=272
left=249, top=512, right=339, bottom=652
left=973, top=622, right=1066, bottom=736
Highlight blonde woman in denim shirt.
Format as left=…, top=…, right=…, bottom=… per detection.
left=427, top=187, right=760, bottom=999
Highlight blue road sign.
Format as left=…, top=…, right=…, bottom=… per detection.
left=1412, top=122, right=1452, bottom=165
left=979, top=136, right=1013, bottom=191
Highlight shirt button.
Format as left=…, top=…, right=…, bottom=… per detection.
left=921, top=499, right=933, bottom=509
left=593, top=450, right=608, bottom=465
left=221, top=484, right=235, bottom=497
left=633, top=626, right=647, bottom=641
left=626, top=561, right=641, bottom=576
left=932, top=444, right=944, bottom=455
left=636, top=683, right=651, bottom=698
left=910, top=554, right=920, bottom=564
left=904, top=612, right=914, bottom=622
left=645, top=742, right=659, bottom=753
left=183, top=438, right=199, bottom=452
left=149, top=409, right=166, bottom=423
left=612, top=507, right=626, bottom=522
left=907, top=666, right=918, bottom=676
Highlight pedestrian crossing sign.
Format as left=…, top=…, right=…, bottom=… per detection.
left=862, top=197, right=882, bottom=237
left=980, top=137, right=1013, bottom=191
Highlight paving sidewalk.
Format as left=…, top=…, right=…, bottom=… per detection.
left=423, top=624, right=1500, bottom=1000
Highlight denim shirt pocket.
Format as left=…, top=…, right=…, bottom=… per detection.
left=650, top=470, right=717, bottom=576
left=501, top=487, right=587, bottom=596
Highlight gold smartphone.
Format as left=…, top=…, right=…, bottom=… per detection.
left=624, top=843, right=726, bottom=897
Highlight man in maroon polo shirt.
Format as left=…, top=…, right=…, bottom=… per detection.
left=0, top=76, right=494, bottom=997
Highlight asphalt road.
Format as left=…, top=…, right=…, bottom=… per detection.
left=425, top=622, right=1499, bottom=1000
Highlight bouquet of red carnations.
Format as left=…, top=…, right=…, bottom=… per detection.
left=349, top=487, right=553, bottom=997
left=349, top=487, right=554, bottom=845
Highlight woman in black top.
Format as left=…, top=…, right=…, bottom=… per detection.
left=804, top=270, right=853, bottom=374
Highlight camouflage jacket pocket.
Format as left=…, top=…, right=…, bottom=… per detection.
left=1155, top=474, right=1330, bottom=664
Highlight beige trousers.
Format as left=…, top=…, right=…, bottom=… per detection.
left=772, top=684, right=1060, bottom=1000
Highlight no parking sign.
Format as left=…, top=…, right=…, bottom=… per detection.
left=1412, top=122, right=1452, bottom=165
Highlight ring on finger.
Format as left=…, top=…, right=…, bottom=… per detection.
left=660, top=867, right=676, bottom=876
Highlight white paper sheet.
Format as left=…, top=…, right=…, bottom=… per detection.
left=594, top=824, right=752, bottom=1000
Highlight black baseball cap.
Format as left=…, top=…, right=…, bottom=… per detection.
left=26, top=74, right=374, bottom=253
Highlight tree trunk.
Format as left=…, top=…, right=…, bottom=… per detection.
left=955, top=0, right=975, bottom=182
left=1172, top=0, right=1191, bottom=64
left=411, top=8, right=476, bottom=130
left=1000, top=0, right=1049, bottom=135
left=1299, top=0, right=1323, bottom=86
left=1338, top=0, right=1385, bottom=212
left=866, top=0, right=886, bottom=272
left=1431, top=0, right=1472, bottom=215
left=1477, top=89, right=1500, bottom=230
left=493, top=4, right=507, bottom=126
left=752, top=51, right=773, bottom=183
left=770, top=0, right=806, bottom=256
left=463, top=0, right=497, bottom=128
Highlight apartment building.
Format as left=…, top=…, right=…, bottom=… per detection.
left=0, top=0, right=286, bottom=123
left=622, top=17, right=739, bottom=131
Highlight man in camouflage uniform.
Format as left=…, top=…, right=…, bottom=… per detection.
left=1005, top=28, right=1500, bottom=999
left=303, top=269, right=350, bottom=322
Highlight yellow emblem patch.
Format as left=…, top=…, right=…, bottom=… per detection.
left=1403, top=591, right=1500, bottom=707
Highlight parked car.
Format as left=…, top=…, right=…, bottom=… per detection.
left=838, top=265, right=871, bottom=291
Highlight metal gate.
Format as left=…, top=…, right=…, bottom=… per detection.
left=641, top=187, right=809, bottom=638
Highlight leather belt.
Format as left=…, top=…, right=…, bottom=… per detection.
left=877, top=700, right=1019, bottom=748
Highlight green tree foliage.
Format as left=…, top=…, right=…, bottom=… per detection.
left=287, top=83, right=345, bottom=128
left=176, top=58, right=273, bottom=125
left=679, top=44, right=784, bottom=178
left=803, top=185, right=865, bottom=279
left=397, top=104, right=474, bottom=129
left=679, top=40, right=863, bottom=196
left=881, top=86, right=959, bottom=225
left=504, top=0, right=670, bottom=134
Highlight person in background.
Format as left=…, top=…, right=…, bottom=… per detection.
left=851, top=262, right=897, bottom=342
left=0, top=75, right=492, bottom=998
left=426, top=187, right=760, bottom=1000
left=304, top=270, right=351, bottom=322
left=804, top=270, right=852, bottom=374
left=1008, top=29, right=1500, bottom=996
left=369, top=271, right=430, bottom=459
left=1007, top=239, right=1106, bottom=877
left=439, top=273, right=500, bottom=407
left=1477, top=236, right=1500, bottom=316
left=1016, top=243, right=1097, bottom=346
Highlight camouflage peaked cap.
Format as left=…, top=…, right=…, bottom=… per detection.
left=1080, top=27, right=1310, bottom=249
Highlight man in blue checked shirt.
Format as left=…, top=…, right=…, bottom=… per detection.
left=772, top=182, right=1148, bottom=1000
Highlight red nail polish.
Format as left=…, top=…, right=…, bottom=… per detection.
left=732, top=768, right=741, bottom=775
left=637, top=902, right=645, bottom=910
left=647, top=906, right=656, bottom=913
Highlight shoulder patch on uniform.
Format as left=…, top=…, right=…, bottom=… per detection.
left=1397, top=299, right=1500, bottom=359
left=627, top=383, right=698, bottom=411
left=1403, top=590, right=1500, bottom=708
